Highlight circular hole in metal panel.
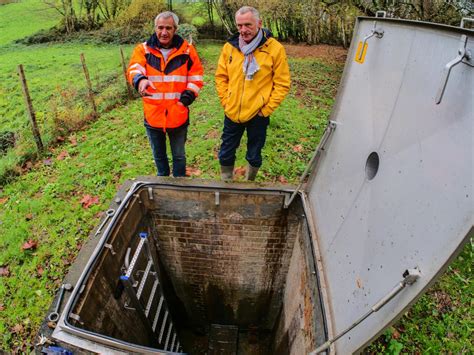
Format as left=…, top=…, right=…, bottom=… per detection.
left=365, top=152, right=379, bottom=180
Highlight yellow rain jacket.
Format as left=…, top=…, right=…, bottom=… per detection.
left=215, top=30, right=291, bottom=123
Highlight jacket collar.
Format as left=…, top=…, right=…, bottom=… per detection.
left=228, top=28, right=272, bottom=50
left=146, top=33, right=184, bottom=50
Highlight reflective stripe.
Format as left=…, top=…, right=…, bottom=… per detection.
left=165, top=92, right=181, bottom=99
left=147, top=92, right=181, bottom=100
left=164, top=75, right=187, bottom=82
left=129, top=63, right=146, bottom=76
left=187, top=75, right=203, bottom=81
left=129, top=70, right=142, bottom=76
left=148, top=75, right=188, bottom=83
left=187, top=83, right=201, bottom=93
left=142, top=42, right=149, bottom=54
left=148, top=76, right=163, bottom=82
left=148, top=93, right=163, bottom=100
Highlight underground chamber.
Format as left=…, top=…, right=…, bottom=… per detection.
left=54, top=181, right=327, bottom=354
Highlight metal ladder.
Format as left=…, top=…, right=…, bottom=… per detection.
left=120, top=232, right=182, bottom=352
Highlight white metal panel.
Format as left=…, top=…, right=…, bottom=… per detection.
left=307, top=18, right=473, bottom=353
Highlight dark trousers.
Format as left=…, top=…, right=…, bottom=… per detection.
left=146, top=125, right=187, bottom=177
left=218, top=115, right=269, bottom=168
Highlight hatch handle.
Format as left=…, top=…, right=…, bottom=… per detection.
left=375, top=11, right=387, bottom=18
left=284, top=121, right=337, bottom=209
left=309, top=268, right=421, bottom=355
left=436, top=35, right=472, bottom=105
left=357, top=21, right=384, bottom=61
left=460, top=17, right=473, bottom=29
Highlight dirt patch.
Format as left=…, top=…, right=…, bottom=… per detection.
left=284, top=44, right=348, bottom=63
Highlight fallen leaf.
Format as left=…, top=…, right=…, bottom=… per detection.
left=356, top=277, right=362, bottom=288
left=43, top=159, right=53, bottom=166
left=47, top=321, right=56, bottom=329
left=25, top=213, right=33, bottom=221
left=0, top=266, right=10, bottom=277
left=80, top=194, right=100, bottom=209
left=0, top=304, right=5, bottom=311
left=278, top=175, right=288, bottom=183
left=21, top=239, right=38, bottom=251
left=234, top=166, right=246, bottom=177
left=37, top=266, right=44, bottom=276
left=57, top=150, right=69, bottom=161
left=293, top=144, right=303, bottom=152
left=68, top=136, right=77, bottom=146
left=23, top=161, right=33, bottom=169
left=0, top=197, right=8, bottom=205
left=78, top=162, right=86, bottom=168
left=12, top=324, right=23, bottom=333
left=186, top=166, right=202, bottom=177
left=392, top=328, right=401, bottom=339
left=56, top=136, right=65, bottom=142
left=205, top=129, right=220, bottom=139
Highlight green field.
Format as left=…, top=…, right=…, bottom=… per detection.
left=0, top=1, right=472, bottom=353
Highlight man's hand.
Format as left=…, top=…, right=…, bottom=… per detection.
left=177, top=101, right=184, bottom=107
left=138, top=79, right=156, bottom=96
left=257, top=110, right=265, bottom=117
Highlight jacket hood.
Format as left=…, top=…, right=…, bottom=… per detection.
left=146, top=33, right=184, bottom=49
left=228, top=28, right=273, bottom=50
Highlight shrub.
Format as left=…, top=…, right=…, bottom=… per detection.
left=177, top=23, right=199, bottom=44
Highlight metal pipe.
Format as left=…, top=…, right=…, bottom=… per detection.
left=309, top=268, right=421, bottom=354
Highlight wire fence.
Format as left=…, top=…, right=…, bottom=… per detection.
left=0, top=47, right=137, bottom=184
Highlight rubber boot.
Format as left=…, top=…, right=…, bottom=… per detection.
left=220, top=165, right=234, bottom=181
left=245, top=164, right=259, bottom=181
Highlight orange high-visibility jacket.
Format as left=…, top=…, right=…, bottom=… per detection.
left=128, top=34, right=204, bottom=130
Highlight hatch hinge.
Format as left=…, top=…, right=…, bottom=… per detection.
left=436, top=34, right=472, bottom=104
left=284, top=121, right=337, bottom=209
left=309, top=268, right=421, bottom=354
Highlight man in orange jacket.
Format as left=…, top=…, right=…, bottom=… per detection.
left=128, top=11, right=203, bottom=177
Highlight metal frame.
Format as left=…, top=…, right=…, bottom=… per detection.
left=53, top=179, right=330, bottom=354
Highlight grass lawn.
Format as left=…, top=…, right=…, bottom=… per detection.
left=0, top=1, right=472, bottom=353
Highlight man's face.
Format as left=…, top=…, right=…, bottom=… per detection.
left=236, top=12, right=262, bottom=43
left=155, top=17, right=176, bottom=48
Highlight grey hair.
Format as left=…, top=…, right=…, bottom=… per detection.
left=235, top=6, right=260, bottom=21
left=155, top=11, right=179, bottom=28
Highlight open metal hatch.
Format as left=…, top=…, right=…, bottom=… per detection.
left=304, top=16, right=473, bottom=353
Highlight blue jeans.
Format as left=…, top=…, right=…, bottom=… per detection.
left=146, top=125, right=187, bottom=177
left=218, top=115, right=269, bottom=168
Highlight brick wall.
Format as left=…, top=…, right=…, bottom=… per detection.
left=147, top=189, right=302, bottom=330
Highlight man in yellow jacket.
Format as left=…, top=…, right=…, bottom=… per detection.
left=215, top=6, right=290, bottom=181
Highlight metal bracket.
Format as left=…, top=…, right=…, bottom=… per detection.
left=375, top=11, right=387, bottom=18
left=460, top=17, right=474, bottom=29
left=358, top=21, right=384, bottom=61
left=94, top=208, right=115, bottom=236
left=284, top=121, right=337, bottom=209
left=148, top=187, right=154, bottom=200
left=436, top=35, right=472, bottom=104
left=215, top=191, right=220, bottom=206
left=309, top=267, right=421, bottom=354
left=104, top=243, right=116, bottom=256
left=69, top=313, right=84, bottom=325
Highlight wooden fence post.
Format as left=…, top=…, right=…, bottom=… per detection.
left=80, top=53, right=98, bottom=118
left=17, top=64, right=44, bottom=153
left=120, top=47, right=133, bottom=100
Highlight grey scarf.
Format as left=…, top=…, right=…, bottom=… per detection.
left=239, top=29, right=263, bottom=80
